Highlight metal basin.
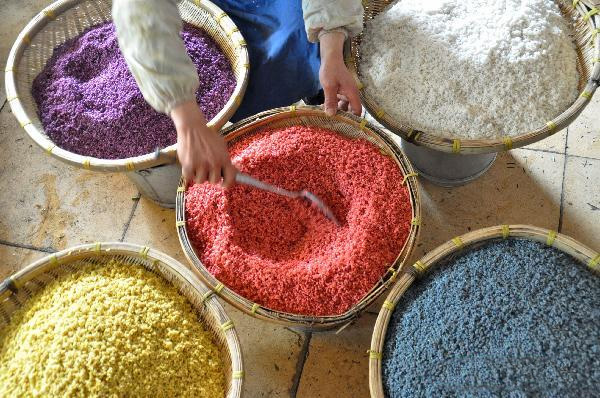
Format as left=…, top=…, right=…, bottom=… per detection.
left=126, top=163, right=181, bottom=208
left=401, top=140, right=497, bottom=187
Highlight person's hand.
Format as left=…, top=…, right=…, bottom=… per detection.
left=170, top=100, right=237, bottom=187
left=319, top=31, right=362, bottom=117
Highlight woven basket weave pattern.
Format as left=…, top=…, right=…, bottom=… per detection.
left=367, top=224, right=600, bottom=397
left=175, top=105, right=421, bottom=330
left=0, top=242, right=244, bottom=398
left=5, top=0, right=249, bottom=171
left=348, top=0, right=600, bottom=154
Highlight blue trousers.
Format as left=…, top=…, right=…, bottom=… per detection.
left=211, top=0, right=321, bottom=121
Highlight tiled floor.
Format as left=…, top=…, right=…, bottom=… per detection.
left=1, top=2, right=599, bottom=398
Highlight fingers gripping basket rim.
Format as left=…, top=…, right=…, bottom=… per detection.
left=4, top=0, right=249, bottom=172
left=367, top=224, right=600, bottom=397
left=0, top=242, right=244, bottom=398
left=175, top=105, right=422, bottom=331
left=347, top=0, right=600, bottom=154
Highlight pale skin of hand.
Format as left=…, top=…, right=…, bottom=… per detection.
left=170, top=100, right=237, bottom=187
left=319, top=31, right=362, bottom=117
left=171, top=30, right=360, bottom=187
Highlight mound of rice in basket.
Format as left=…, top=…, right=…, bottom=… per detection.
left=0, top=260, right=225, bottom=397
left=185, top=125, right=413, bottom=316
left=32, top=21, right=236, bottom=159
left=382, top=238, right=600, bottom=398
left=360, top=0, right=579, bottom=139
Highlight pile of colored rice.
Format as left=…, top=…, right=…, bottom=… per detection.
left=185, top=125, right=412, bottom=316
left=382, top=239, right=600, bottom=397
left=32, top=22, right=235, bottom=159
left=360, top=0, right=579, bottom=139
left=0, top=260, right=225, bottom=397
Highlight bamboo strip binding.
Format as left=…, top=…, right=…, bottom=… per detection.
left=0, top=242, right=244, bottom=398
left=4, top=0, right=249, bottom=172
left=175, top=105, right=422, bottom=331
left=368, top=224, right=600, bottom=397
left=347, top=0, right=600, bottom=154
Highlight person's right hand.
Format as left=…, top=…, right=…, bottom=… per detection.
left=319, top=31, right=362, bottom=117
left=170, top=100, right=237, bottom=188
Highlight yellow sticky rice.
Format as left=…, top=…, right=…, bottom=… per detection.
left=0, top=260, right=225, bottom=398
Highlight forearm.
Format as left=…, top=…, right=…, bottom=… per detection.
left=171, top=100, right=208, bottom=138
left=319, top=28, right=362, bottom=116
left=319, top=31, right=345, bottom=65
left=112, top=0, right=199, bottom=114
left=113, top=0, right=233, bottom=187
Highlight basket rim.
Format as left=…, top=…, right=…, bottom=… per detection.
left=0, top=241, right=244, bottom=398
left=4, top=0, right=249, bottom=172
left=349, top=0, right=600, bottom=155
left=368, top=224, right=600, bottom=397
left=175, top=105, right=422, bottom=330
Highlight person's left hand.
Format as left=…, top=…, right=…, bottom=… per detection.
left=319, top=31, right=362, bottom=117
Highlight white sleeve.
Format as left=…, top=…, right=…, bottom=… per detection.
left=302, top=0, right=364, bottom=43
left=112, top=0, right=199, bottom=114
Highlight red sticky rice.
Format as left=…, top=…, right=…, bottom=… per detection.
left=185, top=125, right=412, bottom=316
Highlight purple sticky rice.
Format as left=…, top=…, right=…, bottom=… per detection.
left=32, top=22, right=236, bottom=159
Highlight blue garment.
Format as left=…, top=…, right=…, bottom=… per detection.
left=211, top=0, right=321, bottom=121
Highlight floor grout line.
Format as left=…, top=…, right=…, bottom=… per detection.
left=0, top=98, right=7, bottom=113
left=289, top=331, right=312, bottom=398
left=0, top=240, right=56, bottom=254
left=566, top=153, right=600, bottom=162
left=519, top=147, right=564, bottom=155
left=119, top=194, right=141, bottom=242
left=557, top=129, right=570, bottom=233
left=521, top=146, right=599, bottom=162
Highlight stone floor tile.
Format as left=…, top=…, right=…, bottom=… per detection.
left=296, top=313, right=377, bottom=398
left=0, top=108, right=136, bottom=249
left=0, top=244, right=48, bottom=280
left=361, top=135, right=564, bottom=312
left=565, top=94, right=600, bottom=159
left=121, top=197, right=188, bottom=265
left=560, top=156, right=600, bottom=251
left=411, top=149, right=564, bottom=261
left=225, top=305, right=305, bottom=398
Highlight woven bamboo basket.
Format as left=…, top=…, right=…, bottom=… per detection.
left=175, top=105, right=422, bottom=331
left=347, top=0, right=600, bottom=154
left=368, top=224, right=600, bottom=397
left=0, top=242, right=244, bottom=397
left=4, top=0, right=249, bottom=172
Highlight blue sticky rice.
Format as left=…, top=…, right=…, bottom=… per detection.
left=382, top=238, right=600, bottom=398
